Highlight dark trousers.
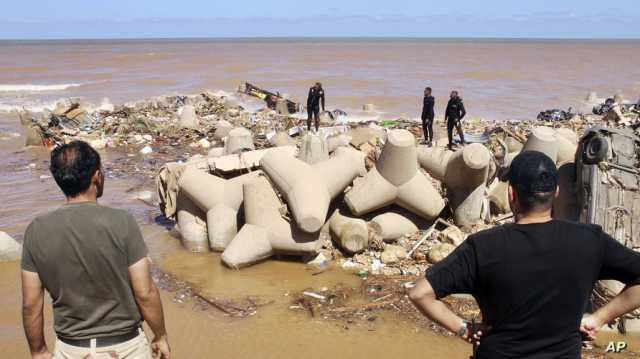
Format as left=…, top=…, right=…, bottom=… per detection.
left=422, top=117, right=434, bottom=143
left=447, top=118, right=465, bottom=146
left=307, top=107, right=320, bottom=131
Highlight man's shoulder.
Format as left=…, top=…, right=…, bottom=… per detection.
left=33, top=204, right=132, bottom=226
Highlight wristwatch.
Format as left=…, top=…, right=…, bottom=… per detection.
left=457, top=320, right=470, bottom=338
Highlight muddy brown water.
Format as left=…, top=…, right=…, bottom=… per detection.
left=1, top=113, right=639, bottom=358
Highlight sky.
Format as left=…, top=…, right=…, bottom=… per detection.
left=1, top=0, right=639, bottom=39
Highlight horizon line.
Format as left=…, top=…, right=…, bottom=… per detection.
left=1, top=36, right=640, bottom=42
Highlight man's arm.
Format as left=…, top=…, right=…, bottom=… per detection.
left=306, top=88, right=313, bottom=109
left=129, top=257, right=170, bottom=359
left=410, top=278, right=465, bottom=332
left=321, top=91, right=325, bottom=112
left=581, top=284, right=640, bottom=339
left=21, top=270, right=51, bottom=359
left=459, top=100, right=466, bottom=120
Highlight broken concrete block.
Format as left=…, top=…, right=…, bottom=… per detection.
left=0, top=231, right=21, bottom=261
left=427, top=242, right=456, bottom=264
left=328, top=210, right=369, bottom=254
left=207, top=147, right=225, bottom=158
left=178, top=105, right=199, bottom=129
left=380, top=245, right=407, bottom=264
left=224, top=127, right=255, bottom=155
left=269, top=131, right=296, bottom=147
left=345, top=129, right=445, bottom=220
left=213, top=120, right=233, bottom=140
left=275, top=98, right=290, bottom=115
left=221, top=177, right=321, bottom=269
left=178, top=168, right=261, bottom=251
left=261, top=146, right=366, bottom=233
left=369, top=213, right=418, bottom=242
left=297, top=133, right=329, bottom=165
left=176, top=193, right=209, bottom=252
left=523, top=127, right=558, bottom=163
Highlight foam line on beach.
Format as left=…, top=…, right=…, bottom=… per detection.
left=0, top=83, right=82, bottom=92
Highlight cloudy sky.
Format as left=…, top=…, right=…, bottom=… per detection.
left=1, top=0, right=639, bottom=39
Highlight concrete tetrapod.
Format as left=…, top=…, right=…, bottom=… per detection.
left=444, top=144, right=491, bottom=228
left=523, top=127, right=558, bottom=163
left=177, top=168, right=262, bottom=251
left=176, top=192, right=209, bottom=252
left=221, top=177, right=321, bottom=269
left=178, top=105, right=199, bottom=129
left=554, top=128, right=578, bottom=165
left=224, top=127, right=255, bottom=155
left=297, top=133, right=329, bottom=165
left=261, top=146, right=366, bottom=233
left=345, top=129, right=445, bottom=220
left=369, top=213, right=419, bottom=243
left=328, top=210, right=369, bottom=254
left=417, top=145, right=454, bottom=182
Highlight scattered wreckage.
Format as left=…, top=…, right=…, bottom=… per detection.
left=14, top=87, right=640, bottom=333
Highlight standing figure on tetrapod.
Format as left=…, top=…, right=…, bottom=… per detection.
left=445, top=90, right=467, bottom=150
left=306, top=82, right=325, bottom=132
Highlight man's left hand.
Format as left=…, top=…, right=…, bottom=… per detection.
left=32, top=351, right=52, bottom=359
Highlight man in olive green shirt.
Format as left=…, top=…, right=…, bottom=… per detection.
left=21, top=140, right=170, bottom=359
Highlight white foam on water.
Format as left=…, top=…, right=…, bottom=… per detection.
left=0, top=83, right=82, bottom=92
left=0, top=100, right=62, bottom=113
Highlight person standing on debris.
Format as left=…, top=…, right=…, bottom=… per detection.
left=306, top=82, right=325, bottom=132
left=21, top=141, right=170, bottom=359
left=445, top=90, right=466, bottom=150
left=409, top=151, right=640, bottom=359
left=421, top=87, right=435, bottom=145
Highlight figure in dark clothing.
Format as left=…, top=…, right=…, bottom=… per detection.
left=306, top=82, right=325, bottom=132
left=445, top=90, right=466, bottom=150
left=421, top=87, right=435, bottom=145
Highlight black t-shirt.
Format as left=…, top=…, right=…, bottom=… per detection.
left=426, top=220, right=640, bottom=359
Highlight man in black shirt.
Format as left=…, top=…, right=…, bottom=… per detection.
left=421, top=87, right=435, bottom=145
left=445, top=90, right=466, bottom=150
left=409, top=151, right=640, bottom=359
left=306, top=82, right=325, bottom=132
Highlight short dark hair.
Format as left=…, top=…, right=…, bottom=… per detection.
left=425, top=87, right=432, bottom=92
left=506, top=151, right=558, bottom=212
left=50, top=141, right=102, bottom=198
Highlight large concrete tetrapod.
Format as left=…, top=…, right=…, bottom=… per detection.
left=261, top=146, right=366, bottom=233
left=369, top=213, right=418, bottom=243
left=417, top=145, right=454, bottom=182
left=328, top=210, right=369, bottom=254
left=444, top=143, right=491, bottom=228
left=523, top=127, right=558, bottom=163
left=178, top=168, right=262, bottom=251
left=224, top=127, right=255, bottom=154
left=555, top=128, right=578, bottom=165
left=178, top=105, right=199, bottom=129
left=345, top=129, right=445, bottom=220
left=176, top=192, right=208, bottom=252
left=298, top=133, right=329, bottom=164
left=221, top=177, right=321, bottom=269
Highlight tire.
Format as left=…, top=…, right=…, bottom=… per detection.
left=583, top=134, right=609, bottom=165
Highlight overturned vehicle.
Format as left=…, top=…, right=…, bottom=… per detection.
left=576, top=126, right=640, bottom=332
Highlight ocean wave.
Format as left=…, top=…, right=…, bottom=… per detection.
left=0, top=101, right=60, bottom=113
left=0, top=83, right=82, bottom=92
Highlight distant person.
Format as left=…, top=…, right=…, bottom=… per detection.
left=21, top=141, right=170, bottom=359
left=409, top=151, right=640, bottom=359
left=445, top=90, right=466, bottom=150
left=306, top=82, right=325, bottom=132
left=421, top=87, right=435, bottom=145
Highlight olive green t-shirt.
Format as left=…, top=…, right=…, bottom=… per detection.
left=21, top=202, right=148, bottom=340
